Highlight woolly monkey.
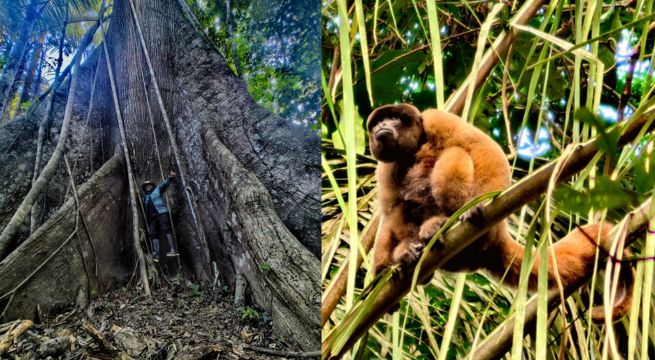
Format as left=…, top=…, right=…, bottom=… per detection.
left=367, top=103, right=633, bottom=321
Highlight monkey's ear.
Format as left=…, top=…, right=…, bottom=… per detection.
left=366, top=104, right=422, bottom=131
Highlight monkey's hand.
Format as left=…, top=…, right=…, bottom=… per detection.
left=418, top=215, right=448, bottom=242
left=459, top=204, right=485, bottom=225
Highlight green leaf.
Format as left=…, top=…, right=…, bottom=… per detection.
left=574, top=107, right=619, bottom=156
left=331, top=101, right=367, bottom=154
left=554, top=176, right=636, bottom=214
left=260, top=261, right=271, bottom=272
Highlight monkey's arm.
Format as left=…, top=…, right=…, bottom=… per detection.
left=373, top=209, right=399, bottom=275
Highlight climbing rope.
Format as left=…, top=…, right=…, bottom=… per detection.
left=127, top=0, right=211, bottom=270
left=135, top=37, right=182, bottom=271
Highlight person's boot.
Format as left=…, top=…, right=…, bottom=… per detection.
left=152, top=238, right=160, bottom=262
left=166, top=234, right=178, bottom=257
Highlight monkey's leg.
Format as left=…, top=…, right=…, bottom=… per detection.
left=430, top=146, right=474, bottom=212
left=376, top=208, right=422, bottom=269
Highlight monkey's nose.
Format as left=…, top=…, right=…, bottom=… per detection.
left=376, top=128, right=394, bottom=142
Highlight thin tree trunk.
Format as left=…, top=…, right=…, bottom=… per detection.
left=0, top=16, right=99, bottom=258
left=0, top=0, right=40, bottom=118
left=225, top=0, right=241, bottom=76
left=0, top=41, right=31, bottom=121
left=31, top=5, right=69, bottom=234
left=16, top=37, right=44, bottom=115
left=30, top=45, right=45, bottom=97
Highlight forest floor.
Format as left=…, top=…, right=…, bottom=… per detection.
left=0, top=276, right=300, bottom=359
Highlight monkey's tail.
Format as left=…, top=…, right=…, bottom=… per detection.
left=491, top=223, right=634, bottom=322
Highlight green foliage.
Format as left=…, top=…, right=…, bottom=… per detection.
left=554, top=176, right=637, bottom=214
left=575, top=107, right=620, bottom=156
left=176, top=300, right=188, bottom=310
left=171, top=273, right=183, bottom=287
left=260, top=261, right=271, bottom=272
left=237, top=306, right=260, bottom=322
left=187, top=282, right=204, bottom=298
left=184, top=0, right=320, bottom=126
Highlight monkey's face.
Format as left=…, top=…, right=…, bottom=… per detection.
left=367, top=104, right=424, bottom=163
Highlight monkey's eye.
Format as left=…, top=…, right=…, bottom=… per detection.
left=397, top=116, right=411, bottom=125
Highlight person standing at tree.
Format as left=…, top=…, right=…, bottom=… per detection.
left=142, top=170, right=178, bottom=262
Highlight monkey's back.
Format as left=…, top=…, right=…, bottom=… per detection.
left=422, top=109, right=511, bottom=196
left=421, top=109, right=513, bottom=271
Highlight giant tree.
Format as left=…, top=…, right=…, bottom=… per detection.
left=0, top=0, right=320, bottom=350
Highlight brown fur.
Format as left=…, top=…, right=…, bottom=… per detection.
left=367, top=103, right=634, bottom=321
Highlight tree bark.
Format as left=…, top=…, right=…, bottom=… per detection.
left=0, top=0, right=319, bottom=350
left=0, top=153, right=127, bottom=320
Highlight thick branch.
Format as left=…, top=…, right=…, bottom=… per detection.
left=322, top=107, right=655, bottom=358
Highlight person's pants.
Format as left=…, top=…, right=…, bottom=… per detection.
left=147, top=213, right=177, bottom=256
left=147, top=213, right=172, bottom=238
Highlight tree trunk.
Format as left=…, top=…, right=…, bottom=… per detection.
left=0, top=0, right=39, bottom=118
left=0, top=0, right=319, bottom=350
left=16, top=37, right=43, bottom=115
left=224, top=0, right=241, bottom=76
left=30, top=45, right=45, bottom=97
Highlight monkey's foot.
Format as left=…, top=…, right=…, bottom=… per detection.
left=459, top=204, right=485, bottom=225
left=393, top=242, right=425, bottom=267
left=386, top=302, right=401, bottom=314
left=373, top=262, right=390, bottom=277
